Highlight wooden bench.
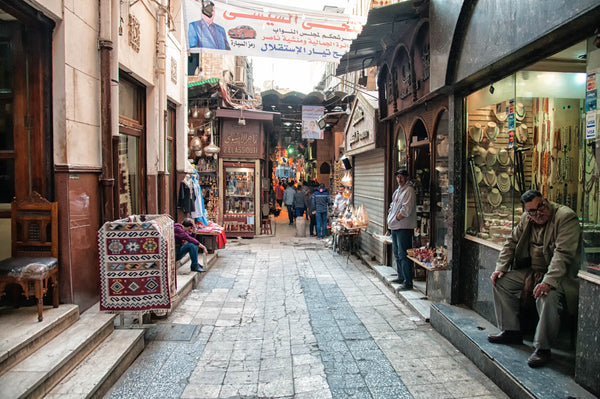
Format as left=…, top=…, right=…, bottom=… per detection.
left=0, top=192, right=59, bottom=321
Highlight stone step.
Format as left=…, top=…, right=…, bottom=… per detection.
left=0, top=310, right=116, bottom=399
left=430, top=303, right=596, bottom=399
left=45, top=328, right=144, bottom=399
left=0, top=304, right=79, bottom=376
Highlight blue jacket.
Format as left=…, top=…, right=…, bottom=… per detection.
left=310, top=188, right=330, bottom=213
left=188, top=19, right=230, bottom=50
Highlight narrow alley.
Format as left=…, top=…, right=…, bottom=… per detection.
left=106, top=213, right=507, bottom=399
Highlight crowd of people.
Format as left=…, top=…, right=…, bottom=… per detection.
left=274, top=178, right=348, bottom=239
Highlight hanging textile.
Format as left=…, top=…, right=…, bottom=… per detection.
left=191, top=172, right=209, bottom=225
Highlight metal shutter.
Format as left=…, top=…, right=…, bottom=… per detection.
left=353, top=149, right=386, bottom=263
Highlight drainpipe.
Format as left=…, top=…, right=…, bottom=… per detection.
left=99, top=0, right=115, bottom=222
left=157, top=2, right=167, bottom=213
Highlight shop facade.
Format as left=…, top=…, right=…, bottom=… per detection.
left=216, top=108, right=274, bottom=238
left=428, top=1, right=600, bottom=394
left=344, top=92, right=388, bottom=263
left=0, top=0, right=188, bottom=312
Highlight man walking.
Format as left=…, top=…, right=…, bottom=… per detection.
left=387, top=169, right=416, bottom=290
left=311, top=184, right=331, bottom=239
left=283, top=183, right=296, bottom=225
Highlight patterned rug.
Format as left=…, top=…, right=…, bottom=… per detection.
left=98, top=215, right=176, bottom=312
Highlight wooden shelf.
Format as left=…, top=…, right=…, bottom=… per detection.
left=408, top=256, right=447, bottom=271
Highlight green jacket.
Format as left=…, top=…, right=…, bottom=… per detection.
left=495, top=202, right=581, bottom=315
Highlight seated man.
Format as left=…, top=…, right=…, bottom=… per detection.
left=489, top=190, right=580, bottom=368
left=175, top=218, right=208, bottom=272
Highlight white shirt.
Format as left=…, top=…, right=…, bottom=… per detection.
left=387, top=182, right=417, bottom=230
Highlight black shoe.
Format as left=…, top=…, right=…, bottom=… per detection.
left=487, top=330, right=523, bottom=345
left=389, top=278, right=402, bottom=283
left=395, top=284, right=413, bottom=291
left=191, top=266, right=206, bottom=273
left=527, top=349, right=551, bottom=368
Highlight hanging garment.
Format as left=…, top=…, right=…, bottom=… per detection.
left=191, top=175, right=209, bottom=225
left=178, top=181, right=195, bottom=214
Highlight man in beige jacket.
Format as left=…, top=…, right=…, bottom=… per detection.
left=489, top=190, right=580, bottom=368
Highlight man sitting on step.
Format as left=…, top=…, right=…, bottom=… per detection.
left=489, top=190, right=580, bottom=368
left=174, top=218, right=208, bottom=272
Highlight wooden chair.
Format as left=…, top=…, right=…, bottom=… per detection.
left=0, top=192, right=59, bottom=321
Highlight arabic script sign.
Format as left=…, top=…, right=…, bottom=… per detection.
left=221, top=119, right=263, bottom=159
left=184, top=0, right=364, bottom=62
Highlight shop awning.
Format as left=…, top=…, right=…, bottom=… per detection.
left=335, top=1, right=421, bottom=76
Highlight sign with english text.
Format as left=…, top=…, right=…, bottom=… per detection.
left=184, top=0, right=364, bottom=62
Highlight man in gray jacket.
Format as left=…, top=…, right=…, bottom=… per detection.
left=283, top=183, right=296, bottom=225
left=489, top=190, right=580, bottom=368
left=386, top=169, right=417, bottom=290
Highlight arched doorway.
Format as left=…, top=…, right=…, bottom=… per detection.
left=409, top=119, right=430, bottom=247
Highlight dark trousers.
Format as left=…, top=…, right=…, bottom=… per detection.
left=309, top=213, right=317, bottom=235
left=286, top=205, right=294, bottom=223
left=391, top=229, right=413, bottom=287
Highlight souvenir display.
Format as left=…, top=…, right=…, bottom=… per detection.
left=472, top=145, right=486, bottom=165
left=474, top=166, right=483, bottom=184
left=515, top=102, right=526, bottom=121
left=486, top=147, right=498, bottom=167
left=487, top=188, right=502, bottom=208
left=469, top=123, right=483, bottom=143
left=516, top=123, right=528, bottom=143
left=494, top=102, right=508, bottom=122
left=498, top=148, right=510, bottom=166
left=497, top=172, right=511, bottom=193
left=437, top=136, right=450, bottom=157
left=486, top=122, right=499, bottom=141
left=484, top=169, right=497, bottom=187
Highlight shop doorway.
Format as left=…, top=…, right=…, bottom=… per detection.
left=409, top=119, right=430, bottom=247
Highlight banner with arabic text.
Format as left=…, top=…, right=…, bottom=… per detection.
left=184, top=0, right=364, bottom=62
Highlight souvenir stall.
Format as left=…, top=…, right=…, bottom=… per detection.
left=216, top=108, right=274, bottom=238
left=341, top=91, right=388, bottom=262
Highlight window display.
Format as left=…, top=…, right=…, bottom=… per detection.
left=434, top=110, right=449, bottom=249
left=465, top=58, right=587, bottom=249
left=223, top=163, right=255, bottom=237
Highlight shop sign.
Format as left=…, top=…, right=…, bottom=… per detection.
left=221, top=119, right=263, bottom=158
left=586, top=73, right=597, bottom=112
left=586, top=111, right=596, bottom=139
left=345, top=94, right=377, bottom=155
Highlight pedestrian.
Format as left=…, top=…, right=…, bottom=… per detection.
left=333, top=185, right=347, bottom=217
left=276, top=181, right=284, bottom=207
left=293, top=184, right=308, bottom=218
left=283, top=183, right=296, bottom=225
left=307, top=186, right=317, bottom=236
left=386, top=169, right=417, bottom=291
left=174, top=217, right=208, bottom=272
left=310, top=183, right=331, bottom=239
left=488, top=190, right=580, bottom=368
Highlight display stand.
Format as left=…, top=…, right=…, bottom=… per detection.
left=332, top=228, right=361, bottom=262
left=407, top=255, right=447, bottom=296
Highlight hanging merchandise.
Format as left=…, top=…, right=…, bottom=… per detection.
left=497, top=172, right=511, bottom=193
left=469, top=123, right=483, bottom=143
left=487, top=188, right=503, bottom=208
left=497, top=148, right=510, bottom=166
left=486, top=147, right=498, bottom=167
left=515, top=102, right=526, bottom=121
left=486, top=122, right=499, bottom=141
left=483, top=169, right=497, bottom=187
left=516, top=123, right=528, bottom=144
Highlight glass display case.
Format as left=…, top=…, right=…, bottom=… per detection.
left=433, top=110, right=449, bottom=249
left=196, top=158, right=219, bottom=221
left=223, top=162, right=255, bottom=237
left=465, top=69, right=586, bottom=249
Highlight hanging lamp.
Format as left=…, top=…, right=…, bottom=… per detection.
left=203, top=121, right=220, bottom=158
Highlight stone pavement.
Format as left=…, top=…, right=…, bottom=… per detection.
left=106, top=211, right=508, bottom=399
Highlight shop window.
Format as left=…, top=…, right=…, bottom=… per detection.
left=465, top=43, right=588, bottom=251
left=396, top=127, right=407, bottom=169
left=118, top=73, right=146, bottom=217
left=434, top=110, right=449, bottom=248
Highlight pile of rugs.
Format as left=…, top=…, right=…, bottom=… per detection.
left=98, top=215, right=176, bottom=313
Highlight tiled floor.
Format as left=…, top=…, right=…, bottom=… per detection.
left=106, top=211, right=508, bottom=398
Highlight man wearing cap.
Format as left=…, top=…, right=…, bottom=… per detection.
left=188, top=0, right=231, bottom=50
left=387, top=169, right=417, bottom=290
left=489, top=190, right=580, bottom=368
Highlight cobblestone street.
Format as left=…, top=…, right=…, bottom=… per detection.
left=107, top=215, right=507, bottom=399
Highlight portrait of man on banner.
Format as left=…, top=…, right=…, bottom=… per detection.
left=302, top=106, right=324, bottom=140
left=188, top=0, right=231, bottom=50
